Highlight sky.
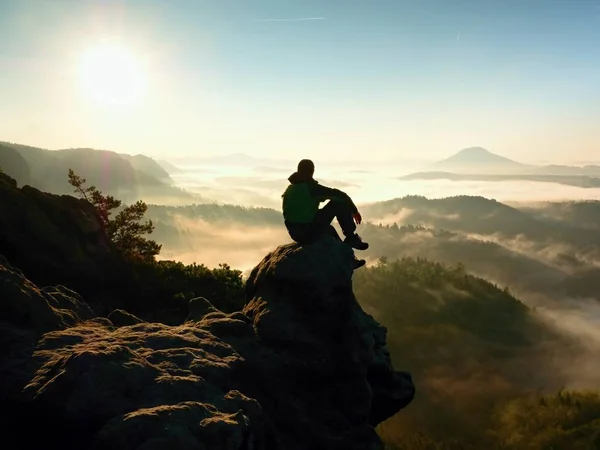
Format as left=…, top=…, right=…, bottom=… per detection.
left=0, top=0, right=599, bottom=163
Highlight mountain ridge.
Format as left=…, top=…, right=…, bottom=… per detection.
left=0, top=141, right=198, bottom=203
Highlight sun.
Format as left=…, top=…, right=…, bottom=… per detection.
left=78, top=43, right=147, bottom=107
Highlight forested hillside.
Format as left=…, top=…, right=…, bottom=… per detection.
left=352, top=258, right=600, bottom=449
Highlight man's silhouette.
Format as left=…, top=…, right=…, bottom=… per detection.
left=282, top=159, right=368, bottom=269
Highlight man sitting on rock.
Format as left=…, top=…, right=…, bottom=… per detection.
left=282, top=158, right=368, bottom=269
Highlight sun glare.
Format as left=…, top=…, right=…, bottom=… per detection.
left=78, top=43, right=147, bottom=107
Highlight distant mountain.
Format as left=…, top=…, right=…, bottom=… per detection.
left=0, top=143, right=32, bottom=186
left=157, top=159, right=184, bottom=174
left=434, top=147, right=528, bottom=173
left=119, top=153, right=173, bottom=184
left=432, top=147, right=600, bottom=177
left=0, top=141, right=195, bottom=203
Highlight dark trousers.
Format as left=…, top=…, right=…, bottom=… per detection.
left=285, top=200, right=356, bottom=245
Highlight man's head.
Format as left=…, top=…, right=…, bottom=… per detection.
left=297, top=159, right=315, bottom=178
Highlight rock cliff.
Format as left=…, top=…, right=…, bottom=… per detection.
left=0, top=172, right=125, bottom=301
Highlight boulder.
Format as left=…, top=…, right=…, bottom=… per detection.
left=108, top=309, right=145, bottom=327
left=0, top=254, right=94, bottom=334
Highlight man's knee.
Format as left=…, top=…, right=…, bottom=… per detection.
left=328, top=199, right=351, bottom=215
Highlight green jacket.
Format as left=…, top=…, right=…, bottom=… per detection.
left=281, top=171, right=358, bottom=223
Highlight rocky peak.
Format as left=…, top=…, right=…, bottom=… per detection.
left=243, top=237, right=415, bottom=447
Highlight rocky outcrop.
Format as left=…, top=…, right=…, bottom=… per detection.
left=0, top=172, right=127, bottom=304
left=107, top=308, right=145, bottom=327
left=0, top=237, right=414, bottom=450
left=0, top=254, right=96, bottom=434
left=0, top=254, right=268, bottom=450
left=0, top=254, right=94, bottom=333
left=243, top=237, right=415, bottom=447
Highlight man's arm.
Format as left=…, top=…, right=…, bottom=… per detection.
left=309, top=182, right=359, bottom=214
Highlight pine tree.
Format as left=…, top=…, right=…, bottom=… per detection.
left=68, top=169, right=161, bottom=262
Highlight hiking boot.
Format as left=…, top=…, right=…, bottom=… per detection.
left=353, top=258, right=366, bottom=270
left=344, top=233, right=369, bottom=250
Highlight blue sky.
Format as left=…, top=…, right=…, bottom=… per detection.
left=0, top=0, right=599, bottom=162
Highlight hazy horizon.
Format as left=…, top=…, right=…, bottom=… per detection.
left=1, top=0, right=599, bottom=163
left=169, top=162, right=600, bottom=208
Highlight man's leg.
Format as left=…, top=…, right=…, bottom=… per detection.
left=315, top=200, right=356, bottom=238
left=315, top=201, right=368, bottom=250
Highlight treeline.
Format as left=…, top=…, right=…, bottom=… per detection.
left=146, top=203, right=283, bottom=249
left=147, top=203, right=283, bottom=225
left=359, top=223, right=600, bottom=303
left=381, top=390, right=600, bottom=450
left=361, top=195, right=600, bottom=252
